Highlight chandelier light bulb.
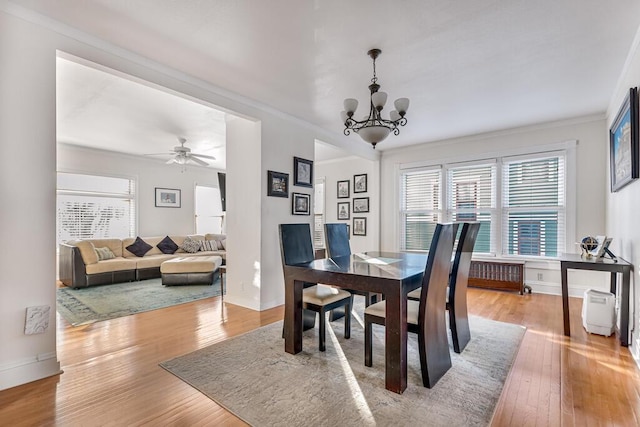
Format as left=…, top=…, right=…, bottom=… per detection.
left=371, top=91, right=388, bottom=110
left=390, top=110, right=401, bottom=122
left=343, top=98, right=359, bottom=115
left=394, top=98, right=410, bottom=115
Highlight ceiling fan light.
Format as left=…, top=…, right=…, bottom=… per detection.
left=358, top=125, right=391, bottom=144
left=343, top=98, right=358, bottom=115
left=394, top=98, right=410, bottom=115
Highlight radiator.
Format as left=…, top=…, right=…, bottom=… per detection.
left=468, top=260, right=528, bottom=294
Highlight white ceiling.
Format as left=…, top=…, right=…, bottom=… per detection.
left=12, top=1, right=640, bottom=160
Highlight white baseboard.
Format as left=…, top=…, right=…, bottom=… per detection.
left=0, top=353, right=61, bottom=391
left=526, top=280, right=610, bottom=298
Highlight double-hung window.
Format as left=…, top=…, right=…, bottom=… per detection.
left=399, top=149, right=568, bottom=259
left=56, top=172, right=136, bottom=245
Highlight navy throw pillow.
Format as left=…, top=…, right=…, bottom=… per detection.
left=157, top=236, right=179, bottom=254
left=126, top=236, right=153, bottom=257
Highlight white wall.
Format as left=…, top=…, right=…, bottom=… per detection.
left=58, top=144, right=223, bottom=236
left=380, top=116, right=609, bottom=297
left=606, top=27, right=640, bottom=360
left=316, top=156, right=380, bottom=253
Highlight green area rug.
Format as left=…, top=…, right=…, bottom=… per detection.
left=57, top=278, right=221, bottom=326
left=161, top=302, right=525, bottom=426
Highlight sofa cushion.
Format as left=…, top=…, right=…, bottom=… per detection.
left=75, top=241, right=98, bottom=265
left=181, top=236, right=201, bottom=253
left=157, top=236, right=179, bottom=254
left=126, top=237, right=153, bottom=257
left=85, top=257, right=137, bottom=274
left=135, top=254, right=175, bottom=269
left=95, top=247, right=116, bottom=261
left=85, top=239, right=124, bottom=257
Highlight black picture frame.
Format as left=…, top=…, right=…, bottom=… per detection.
left=293, top=157, right=313, bottom=187
left=337, top=202, right=350, bottom=220
left=155, top=188, right=181, bottom=208
left=353, top=197, right=369, bottom=213
left=610, top=87, right=639, bottom=192
left=354, top=173, right=367, bottom=193
left=353, top=217, right=367, bottom=236
left=337, top=180, right=350, bottom=198
left=292, top=193, right=310, bottom=215
left=267, top=170, right=289, bottom=197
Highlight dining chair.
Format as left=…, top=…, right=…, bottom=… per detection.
left=324, top=223, right=380, bottom=313
left=407, top=222, right=480, bottom=353
left=364, top=222, right=455, bottom=388
left=279, top=223, right=352, bottom=351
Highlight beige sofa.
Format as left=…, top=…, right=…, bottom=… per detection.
left=59, top=234, right=226, bottom=288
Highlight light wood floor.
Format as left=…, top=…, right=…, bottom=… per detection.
left=1, top=288, right=639, bottom=426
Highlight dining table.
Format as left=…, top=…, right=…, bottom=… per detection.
left=282, top=251, right=428, bottom=394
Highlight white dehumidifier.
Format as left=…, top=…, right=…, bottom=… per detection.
left=582, top=289, right=616, bottom=336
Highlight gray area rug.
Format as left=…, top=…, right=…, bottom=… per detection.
left=161, top=300, right=525, bottom=426
left=57, top=278, right=221, bottom=326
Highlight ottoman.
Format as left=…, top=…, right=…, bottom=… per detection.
left=160, top=256, right=223, bottom=286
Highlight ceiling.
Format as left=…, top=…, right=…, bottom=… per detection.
left=13, top=1, right=640, bottom=161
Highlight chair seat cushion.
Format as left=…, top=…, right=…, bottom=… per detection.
left=407, top=287, right=450, bottom=303
left=364, top=300, right=420, bottom=325
left=303, top=285, right=351, bottom=306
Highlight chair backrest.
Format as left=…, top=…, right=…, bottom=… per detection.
left=419, top=223, right=456, bottom=319
left=279, top=223, right=315, bottom=266
left=324, top=223, right=351, bottom=258
left=449, top=222, right=480, bottom=304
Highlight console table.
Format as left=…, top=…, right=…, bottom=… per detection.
left=560, top=253, right=632, bottom=346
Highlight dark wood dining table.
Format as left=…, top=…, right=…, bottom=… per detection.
left=282, top=251, right=428, bottom=394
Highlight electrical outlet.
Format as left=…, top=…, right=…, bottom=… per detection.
left=537, top=273, right=544, bottom=281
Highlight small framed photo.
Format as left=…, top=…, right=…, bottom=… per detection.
left=353, top=197, right=369, bottom=213
left=267, top=170, right=289, bottom=197
left=293, top=157, right=313, bottom=188
left=610, top=87, right=639, bottom=192
left=353, top=217, right=367, bottom=236
left=337, top=180, right=350, bottom=198
left=155, top=188, right=181, bottom=208
left=292, top=193, right=310, bottom=215
left=354, top=174, right=368, bottom=193
left=337, top=202, right=350, bottom=220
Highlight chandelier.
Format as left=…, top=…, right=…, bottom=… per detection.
left=341, top=49, right=409, bottom=149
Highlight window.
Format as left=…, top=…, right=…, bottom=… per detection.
left=314, top=178, right=325, bottom=248
left=57, top=172, right=136, bottom=245
left=195, top=184, right=224, bottom=234
left=399, top=150, right=567, bottom=259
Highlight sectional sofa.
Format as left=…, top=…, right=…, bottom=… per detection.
left=59, top=234, right=226, bottom=288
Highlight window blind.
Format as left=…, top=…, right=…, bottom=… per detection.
left=400, top=168, right=442, bottom=251
left=502, top=154, right=565, bottom=257
left=57, top=173, right=136, bottom=245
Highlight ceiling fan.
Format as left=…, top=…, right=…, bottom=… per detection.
left=146, top=137, right=216, bottom=166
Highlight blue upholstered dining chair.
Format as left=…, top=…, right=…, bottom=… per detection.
left=279, top=223, right=352, bottom=351
left=364, top=222, right=456, bottom=388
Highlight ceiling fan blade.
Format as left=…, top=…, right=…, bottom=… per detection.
left=187, top=156, right=209, bottom=166
left=166, top=158, right=177, bottom=164
left=144, top=152, right=173, bottom=156
left=190, top=153, right=216, bottom=160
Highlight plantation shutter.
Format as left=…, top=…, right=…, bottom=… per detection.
left=400, top=167, right=442, bottom=251
left=502, top=153, right=565, bottom=257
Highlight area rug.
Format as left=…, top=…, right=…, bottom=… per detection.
left=57, top=278, right=221, bottom=326
left=160, top=303, right=525, bottom=427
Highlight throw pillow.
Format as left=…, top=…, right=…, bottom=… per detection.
left=219, top=239, right=227, bottom=250
left=95, top=246, right=116, bottom=261
left=126, top=236, right=153, bottom=257
left=181, top=236, right=201, bottom=253
left=157, top=236, right=179, bottom=254
left=200, top=240, right=218, bottom=251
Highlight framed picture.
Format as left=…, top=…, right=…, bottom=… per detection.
left=293, top=157, right=313, bottom=187
left=354, top=173, right=368, bottom=193
left=337, top=202, right=350, bottom=220
left=292, top=193, right=310, bottom=215
left=353, top=217, right=367, bottom=236
left=155, top=188, right=181, bottom=208
left=267, top=170, right=289, bottom=197
left=610, top=87, right=639, bottom=192
left=337, top=180, right=350, bottom=198
left=353, top=197, right=369, bottom=213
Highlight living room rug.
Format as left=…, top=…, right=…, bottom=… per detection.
left=160, top=305, right=525, bottom=427
left=57, top=278, right=221, bottom=326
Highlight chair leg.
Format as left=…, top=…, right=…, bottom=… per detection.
left=364, top=316, right=373, bottom=367
left=319, top=309, right=326, bottom=352
left=344, top=296, right=352, bottom=339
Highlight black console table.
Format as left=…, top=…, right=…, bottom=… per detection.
left=560, top=253, right=632, bottom=346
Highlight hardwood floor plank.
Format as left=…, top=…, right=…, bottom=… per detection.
left=1, top=287, right=639, bottom=426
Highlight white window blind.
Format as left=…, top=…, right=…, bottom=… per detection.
left=57, top=173, right=136, bottom=245
left=314, top=178, right=325, bottom=248
left=502, top=154, right=565, bottom=257
left=400, top=168, right=442, bottom=251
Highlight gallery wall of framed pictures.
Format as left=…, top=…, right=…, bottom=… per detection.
left=269, top=156, right=315, bottom=216
left=334, top=173, right=369, bottom=236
